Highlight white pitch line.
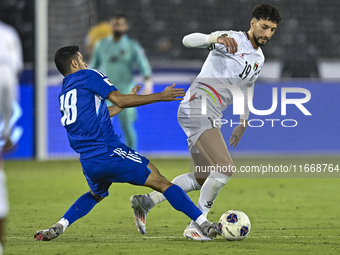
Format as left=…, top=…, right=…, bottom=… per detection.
left=6, top=235, right=340, bottom=240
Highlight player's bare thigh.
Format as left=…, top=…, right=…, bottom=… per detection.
left=195, top=128, right=233, bottom=177
left=143, top=162, right=172, bottom=193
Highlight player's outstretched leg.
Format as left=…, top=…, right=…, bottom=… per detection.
left=130, top=171, right=202, bottom=234
left=130, top=152, right=210, bottom=235
left=134, top=162, right=219, bottom=240
left=34, top=191, right=104, bottom=241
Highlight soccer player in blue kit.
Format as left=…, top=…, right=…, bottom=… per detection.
left=34, top=46, right=219, bottom=241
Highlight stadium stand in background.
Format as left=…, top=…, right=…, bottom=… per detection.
left=1, top=0, right=339, bottom=78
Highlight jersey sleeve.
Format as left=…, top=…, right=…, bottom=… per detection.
left=182, top=31, right=232, bottom=49
left=85, top=69, right=117, bottom=98
left=208, top=30, right=234, bottom=51
left=132, top=41, right=152, bottom=78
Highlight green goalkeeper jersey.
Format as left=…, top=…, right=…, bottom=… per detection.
left=89, top=34, right=152, bottom=96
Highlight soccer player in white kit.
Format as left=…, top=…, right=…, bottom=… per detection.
left=0, top=20, right=23, bottom=253
left=131, top=4, right=281, bottom=240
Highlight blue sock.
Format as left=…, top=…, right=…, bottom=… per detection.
left=163, top=185, right=202, bottom=221
left=62, top=192, right=98, bottom=226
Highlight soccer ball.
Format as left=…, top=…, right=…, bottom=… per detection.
left=218, top=210, right=251, bottom=241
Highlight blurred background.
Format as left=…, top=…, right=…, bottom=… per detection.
left=1, top=0, right=339, bottom=160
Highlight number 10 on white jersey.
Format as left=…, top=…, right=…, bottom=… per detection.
left=60, top=89, right=77, bottom=126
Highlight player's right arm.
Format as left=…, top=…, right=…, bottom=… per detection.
left=107, top=83, right=185, bottom=108
left=107, top=85, right=142, bottom=117
left=182, top=32, right=238, bottom=54
left=85, top=69, right=185, bottom=109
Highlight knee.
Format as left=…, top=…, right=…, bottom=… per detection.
left=153, top=177, right=172, bottom=194
left=89, top=190, right=105, bottom=203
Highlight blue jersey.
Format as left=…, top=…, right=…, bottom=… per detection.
left=59, top=69, right=123, bottom=159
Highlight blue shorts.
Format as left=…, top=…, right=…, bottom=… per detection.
left=79, top=144, right=150, bottom=197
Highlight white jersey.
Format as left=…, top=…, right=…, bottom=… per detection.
left=182, top=30, right=265, bottom=119
left=0, top=21, right=23, bottom=74
left=0, top=21, right=23, bottom=148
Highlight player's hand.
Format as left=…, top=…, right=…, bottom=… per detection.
left=160, top=83, right=186, bottom=101
left=217, top=36, right=238, bottom=55
left=130, top=84, right=142, bottom=95
left=229, top=124, right=247, bottom=148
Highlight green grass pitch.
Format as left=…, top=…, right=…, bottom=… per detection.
left=3, top=157, right=340, bottom=255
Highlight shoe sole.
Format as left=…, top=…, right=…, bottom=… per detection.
left=184, top=233, right=213, bottom=241
left=130, top=196, right=146, bottom=235
left=34, top=233, right=48, bottom=241
left=34, top=233, right=43, bottom=241
left=183, top=229, right=213, bottom=241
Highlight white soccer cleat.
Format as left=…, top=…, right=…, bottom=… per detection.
left=183, top=221, right=219, bottom=241
left=130, top=195, right=149, bottom=234
left=34, top=223, right=63, bottom=241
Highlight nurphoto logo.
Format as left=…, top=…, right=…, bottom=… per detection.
left=199, top=84, right=311, bottom=128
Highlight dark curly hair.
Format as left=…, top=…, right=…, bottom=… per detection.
left=252, top=4, right=281, bottom=24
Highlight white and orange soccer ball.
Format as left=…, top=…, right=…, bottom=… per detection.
left=218, top=210, right=251, bottom=241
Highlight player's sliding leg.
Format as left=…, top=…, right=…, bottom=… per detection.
left=132, top=162, right=219, bottom=240
left=34, top=190, right=104, bottom=241
left=130, top=153, right=208, bottom=233
left=135, top=171, right=202, bottom=210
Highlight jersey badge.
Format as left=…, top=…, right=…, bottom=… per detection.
left=253, top=62, right=259, bottom=72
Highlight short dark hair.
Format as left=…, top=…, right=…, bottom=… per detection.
left=252, top=4, right=281, bottom=24
left=54, top=45, right=80, bottom=76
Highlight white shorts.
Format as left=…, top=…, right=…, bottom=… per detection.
left=0, top=169, right=8, bottom=219
left=178, top=96, right=223, bottom=154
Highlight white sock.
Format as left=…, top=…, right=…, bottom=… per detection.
left=146, top=173, right=201, bottom=210
left=197, top=171, right=230, bottom=217
left=58, top=218, right=69, bottom=232
left=0, top=241, right=3, bottom=255
left=195, top=214, right=207, bottom=226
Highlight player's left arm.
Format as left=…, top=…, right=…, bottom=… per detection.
left=182, top=31, right=238, bottom=54
left=229, top=83, right=254, bottom=148
left=133, top=42, right=153, bottom=94
left=108, top=84, right=142, bottom=117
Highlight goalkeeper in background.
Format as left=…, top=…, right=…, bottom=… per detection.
left=89, top=14, right=153, bottom=150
